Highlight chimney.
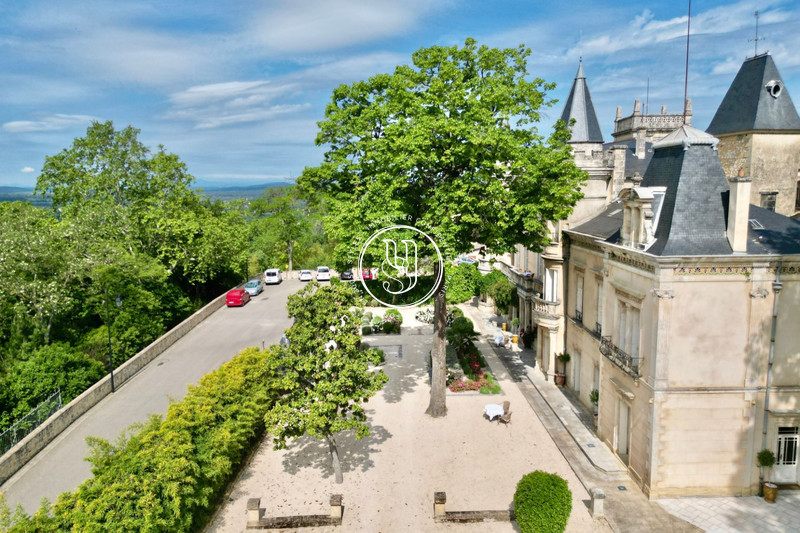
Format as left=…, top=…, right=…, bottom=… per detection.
left=727, top=169, right=752, bottom=253
left=633, top=99, right=641, bottom=115
left=634, top=128, right=646, bottom=159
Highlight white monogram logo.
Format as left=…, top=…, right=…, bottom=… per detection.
left=380, top=238, right=418, bottom=295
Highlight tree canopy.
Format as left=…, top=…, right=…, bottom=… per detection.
left=299, top=38, right=587, bottom=416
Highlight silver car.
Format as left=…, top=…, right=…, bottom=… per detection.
left=244, top=278, right=264, bottom=296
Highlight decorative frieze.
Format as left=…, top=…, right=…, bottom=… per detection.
left=674, top=265, right=752, bottom=276
left=609, top=251, right=656, bottom=272
left=652, top=289, right=675, bottom=299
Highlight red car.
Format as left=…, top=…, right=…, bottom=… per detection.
left=361, top=268, right=373, bottom=280
left=226, top=288, right=250, bottom=307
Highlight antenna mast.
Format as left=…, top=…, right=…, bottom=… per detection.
left=683, top=0, right=691, bottom=125
left=749, top=10, right=765, bottom=56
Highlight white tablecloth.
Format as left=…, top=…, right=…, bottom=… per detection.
left=484, top=403, right=504, bottom=420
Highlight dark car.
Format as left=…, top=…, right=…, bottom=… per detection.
left=340, top=269, right=354, bottom=281
left=226, top=289, right=250, bottom=307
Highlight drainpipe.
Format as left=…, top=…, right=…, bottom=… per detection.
left=760, top=262, right=782, bottom=490
left=562, top=233, right=570, bottom=354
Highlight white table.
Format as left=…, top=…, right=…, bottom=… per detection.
left=484, top=403, right=504, bottom=420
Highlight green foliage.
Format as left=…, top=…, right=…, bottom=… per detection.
left=264, top=283, right=388, bottom=483
left=556, top=352, right=571, bottom=363
left=479, top=372, right=502, bottom=394
left=514, top=471, right=572, bottom=533
left=2, top=346, right=280, bottom=532
left=757, top=449, right=776, bottom=468
left=480, top=270, right=515, bottom=314
left=381, top=321, right=399, bottom=334
left=512, top=317, right=520, bottom=327
left=445, top=263, right=482, bottom=304
left=330, top=276, right=341, bottom=285
left=589, top=389, right=599, bottom=405
left=361, top=326, right=373, bottom=336
left=0, top=344, right=105, bottom=431
left=446, top=317, right=479, bottom=357
left=383, top=308, right=403, bottom=325
left=250, top=186, right=311, bottom=272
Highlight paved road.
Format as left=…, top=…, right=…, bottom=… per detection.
left=0, top=279, right=301, bottom=514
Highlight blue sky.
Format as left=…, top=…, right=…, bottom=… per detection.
left=1, top=0, right=798, bottom=188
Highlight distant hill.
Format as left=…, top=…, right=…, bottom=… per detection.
left=0, top=187, right=50, bottom=207
left=0, top=182, right=293, bottom=207
left=194, top=181, right=292, bottom=202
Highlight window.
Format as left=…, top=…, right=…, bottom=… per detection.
left=616, top=301, right=640, bottom=357
left=795, top=176, right=800, bottom=212
left=545, top=268, right=558, bottom=302
left=575, top=274, right=584, bottom=323
left=596, top=280, right=604, bottom=334
left=777, top=427, right=799, bottom=467
left=760, top=191, right=778, bottom=212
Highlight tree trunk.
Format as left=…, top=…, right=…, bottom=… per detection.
left=326, top=433, right=343, bottom=484
left=287, top=240, right=294, bottom=272
left=426, top=266, right=447, bottom=418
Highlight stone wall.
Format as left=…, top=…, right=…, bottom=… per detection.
left=0, top=289, right=230, bottom=486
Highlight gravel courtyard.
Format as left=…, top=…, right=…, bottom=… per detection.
left=208, top=315, right=605, bottom=532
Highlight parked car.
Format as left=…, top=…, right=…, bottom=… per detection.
left=456, top=256, right=478, bottom=265
left=299, top=270, right=313, bottom=281
left=226, top=288, right=250, bottom=307
left=264, top=268, right=282, bottom=285
left=340, top=269, right=354, bottom=281
left=244, top=278, right=264, bottom=296
left=316, top=266, right=331, bottom=281
left=362, top=268, right=373, bottom=280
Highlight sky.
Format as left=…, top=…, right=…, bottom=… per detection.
left=1, top=0, right=799, bottom=188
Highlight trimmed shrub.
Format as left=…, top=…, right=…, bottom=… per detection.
left=361, top=325, right=373, bottom=335
left=514, top=471, right=572, bottom=533
left=445, top=263, right=482, bottom=304
left=383, top=308, right=402, bottom=325
left=372, top=316, right=382, bottom=327
left=330, top=276, right=341, bottom=284
left=381, top=320, right=400, bottom=334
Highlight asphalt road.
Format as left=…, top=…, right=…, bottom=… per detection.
left=0, top=279, right=300, bottom=514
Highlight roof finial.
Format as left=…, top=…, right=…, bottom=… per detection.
left=683, top=0, right=692, bottom=125
left=749, top=10, right=765, bottom=57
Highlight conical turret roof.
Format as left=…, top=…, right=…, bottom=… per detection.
left=559, top=60, right=604, bottom=143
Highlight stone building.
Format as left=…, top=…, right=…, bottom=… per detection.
left=563, top=125, right=800, bottom=497
left=497, top=55, right=800, bottom=497
left=707, top=53, right=800, bottom=218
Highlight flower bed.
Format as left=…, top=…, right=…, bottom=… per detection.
left=445, top=343, right=501, bottom=394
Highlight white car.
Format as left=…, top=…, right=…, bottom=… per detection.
left=264, top=268, right=282, bottom=285
left=316, top=266, right=331, bottom=281
left=299, top=269, right=313, bottom=282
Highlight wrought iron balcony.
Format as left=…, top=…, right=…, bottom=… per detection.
left=599, top=336, right=641, bottom=379
left=532, top=296, right=560, bottom=320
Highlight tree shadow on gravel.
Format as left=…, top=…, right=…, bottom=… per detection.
left=365, top=336, right=431, bottom=404
left=280, top=421, right=393, bottom=479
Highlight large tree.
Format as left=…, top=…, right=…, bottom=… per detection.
left=264, top=282, right=387, bottom=484
left=250, top=186, right=310, bottom=272
left=299, top=38, right=586, bottom=417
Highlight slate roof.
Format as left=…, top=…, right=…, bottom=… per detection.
left=569, top=125, right=800, bottom=256
left=707, top=53, right=800, bottom=135
left=559, top=61, right=604, bottom=143
left=602, top=138, right=653, bottom=178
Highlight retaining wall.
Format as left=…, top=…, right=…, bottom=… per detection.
left=0, top=289, right=230, bottom=486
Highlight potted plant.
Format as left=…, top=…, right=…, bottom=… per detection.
left=757, top=449, right=778, bottom=503
left=590, top=389, right=599, bottom=428
left=555, top=352, right=570, bottom=386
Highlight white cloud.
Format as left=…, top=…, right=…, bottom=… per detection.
left=20, top=166, right=34, bottom=173
left=2, top=114, right=99, bottom=133
left=247, top=0, right=443, bottom=53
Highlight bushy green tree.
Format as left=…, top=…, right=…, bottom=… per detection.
left=299, top=38, right=586, bottom=417
left=514, top=471, right=572, bottom=533
left=265, top=282, right=388, bottom=484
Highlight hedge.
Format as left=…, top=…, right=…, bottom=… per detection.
left=0, top=346, right=281, bottom=532
left=513, top=471, right=572, bottom=533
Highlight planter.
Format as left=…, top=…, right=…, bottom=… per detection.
left=511, top=335, right=519, bottom=344
left=502, top=323, right=507, bottom=331
left=554, top=373, right=566, bottom=386
left=593, top=413, right=598, bottom=429
left=763, top=482, right=778, bottom=503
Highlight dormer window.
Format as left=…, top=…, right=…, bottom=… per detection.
left=766, top=80, right=782, bottom=99
left=620, top=187, right=657, bottom=249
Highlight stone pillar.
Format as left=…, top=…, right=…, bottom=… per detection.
left=547, top=327, right=559, bottom=380
left=247, top=498, right=261, bottom=524
left=590, top=488, right=605, bottom=518
left=434, top=492, right=446, bottom=517
left=330, top=494, right=343, bottom=519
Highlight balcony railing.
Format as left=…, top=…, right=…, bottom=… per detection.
left=496, top=261, right=544, bottom=294
left=532, top=296, right=560, bottom=320
left=594, top=322, right=602, bottom=337
left=599, top=336, right=641, bottom=379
